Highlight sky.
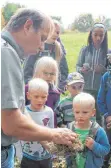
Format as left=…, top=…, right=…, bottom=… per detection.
left=1, top=0, right=111, bottom=28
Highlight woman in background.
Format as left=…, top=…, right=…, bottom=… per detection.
left=76, top=23, right=108, bottom=125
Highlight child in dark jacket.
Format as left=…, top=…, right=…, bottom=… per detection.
left=97, top=52, right=111, bottom=168
left=25, top=57, right=60, bottom=127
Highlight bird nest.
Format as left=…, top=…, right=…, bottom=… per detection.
left=49, top=134, right=83, bottom=156
left=48, top=134, right=83, bottom=168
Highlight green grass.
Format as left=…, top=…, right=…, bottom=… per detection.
left=60, top=31, right=111, bottom=72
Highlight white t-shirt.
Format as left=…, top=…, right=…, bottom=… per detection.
left=22, top=105, right=54, bottom=161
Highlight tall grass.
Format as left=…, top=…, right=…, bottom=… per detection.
left=60, top=31, right=111, bottom=72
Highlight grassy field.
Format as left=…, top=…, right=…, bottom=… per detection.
left=60, top=31, right=111, bottom=72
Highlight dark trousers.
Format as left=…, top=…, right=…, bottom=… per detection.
left=84, top=89, right=102, bottom=126
left=21, top=156, right=51, bottom=168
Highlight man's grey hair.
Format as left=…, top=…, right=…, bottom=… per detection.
left=5, top=8, right=48, bottom=32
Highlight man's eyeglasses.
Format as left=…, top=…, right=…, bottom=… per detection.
left=43, top=71, right=56, bottom=76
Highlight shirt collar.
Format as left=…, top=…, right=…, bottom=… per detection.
left=1, top=30, right=24, bottom=60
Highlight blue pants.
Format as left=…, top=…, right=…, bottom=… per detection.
left=1, top=145, right=15, bottom=168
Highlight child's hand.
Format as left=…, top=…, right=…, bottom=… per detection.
left=85, top=137, right=94, bottom=150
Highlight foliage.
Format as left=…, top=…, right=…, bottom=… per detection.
left=94, top=15, right=111, bottom=30
left=104, top=18, right=111, bottom=30
left=51, top=16, right=62, bottom=23
left=2, top=2, right=25, bottom=24
left=72, top=13, right=94, bottom=32
left=51, top=16, right=65, bottom=33
left=1, top=8, right=6, bottom=29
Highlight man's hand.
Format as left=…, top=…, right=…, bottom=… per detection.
left=40, top=141, right=50, bottom=150
left=51, top=128, right=77, bottom=146
left=85, top=137, right=94, bottom=150
left=106, top=116, right=111, bottom=129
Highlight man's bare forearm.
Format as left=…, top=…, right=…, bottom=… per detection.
left=1, top=109, right=53, bottom=141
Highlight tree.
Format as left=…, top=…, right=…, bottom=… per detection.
left=94, top=15, right=111, bottom=30
left=104, top=18, right=111, bottom=30
left=2, top=2, right=25, bottom=24
left=51, top=16, right=62, bottom=24
left=51, top=16, right=65, bottom=33
left=72, top=13, right=94, bottom=32
left=1, top=8, right=6, bottom=29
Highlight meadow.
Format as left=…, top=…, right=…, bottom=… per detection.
left=60, top=31, right=111, bottom=72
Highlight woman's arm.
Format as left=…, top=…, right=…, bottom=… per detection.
left=76, top=46, right=86, bottom=73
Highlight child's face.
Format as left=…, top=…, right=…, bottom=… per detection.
left=92, top=28, right=105, bottom=47
left=27, top=89, right=48, bottom=111
left=73, top=103, right=95, bottom=125
left=50, top=24, right=60, bottom=42
left=67, top=82, right=84, bottom=97
left=38, top=67, right=57, bottom=84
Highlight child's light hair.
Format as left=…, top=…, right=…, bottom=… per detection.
left=33, top=56, right=59, bottom=86
left=73, top=92, right=95, bottom=109
left=28, top=78, right=49, bottom=93
left=54, top=41, right=62, bottom=63
left=53, top=19, right=61, bottom=27
left=53, top=20, right=62, bottom=63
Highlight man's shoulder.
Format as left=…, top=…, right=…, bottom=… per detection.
left=1, top=38, right=17, bottom=57
left=1, top=38, right=9, bottom=48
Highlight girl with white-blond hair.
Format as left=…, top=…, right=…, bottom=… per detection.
left=25, top=57, right=60, bottom=127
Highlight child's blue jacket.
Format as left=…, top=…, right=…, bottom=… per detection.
left=97, top=71, right=111, bottom=118
left=85, top=126, right=110, bottom=168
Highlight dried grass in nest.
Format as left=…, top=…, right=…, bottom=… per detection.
left=48, top=134, right=83, bottom=156
left=48, top=134, right=83, bottom=168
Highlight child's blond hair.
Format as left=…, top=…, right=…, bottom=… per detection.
left=73, top=92, right=95, bottom=109
left=28, top=78, right=49, bottom=93
left=33, top=56, right=59, bottom=86
left=46, top=19, right=62, bottom=63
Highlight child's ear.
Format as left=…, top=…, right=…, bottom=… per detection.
left=92, top=109, right=96, bottom=117
left=27, top=92, right=30, bottom=100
